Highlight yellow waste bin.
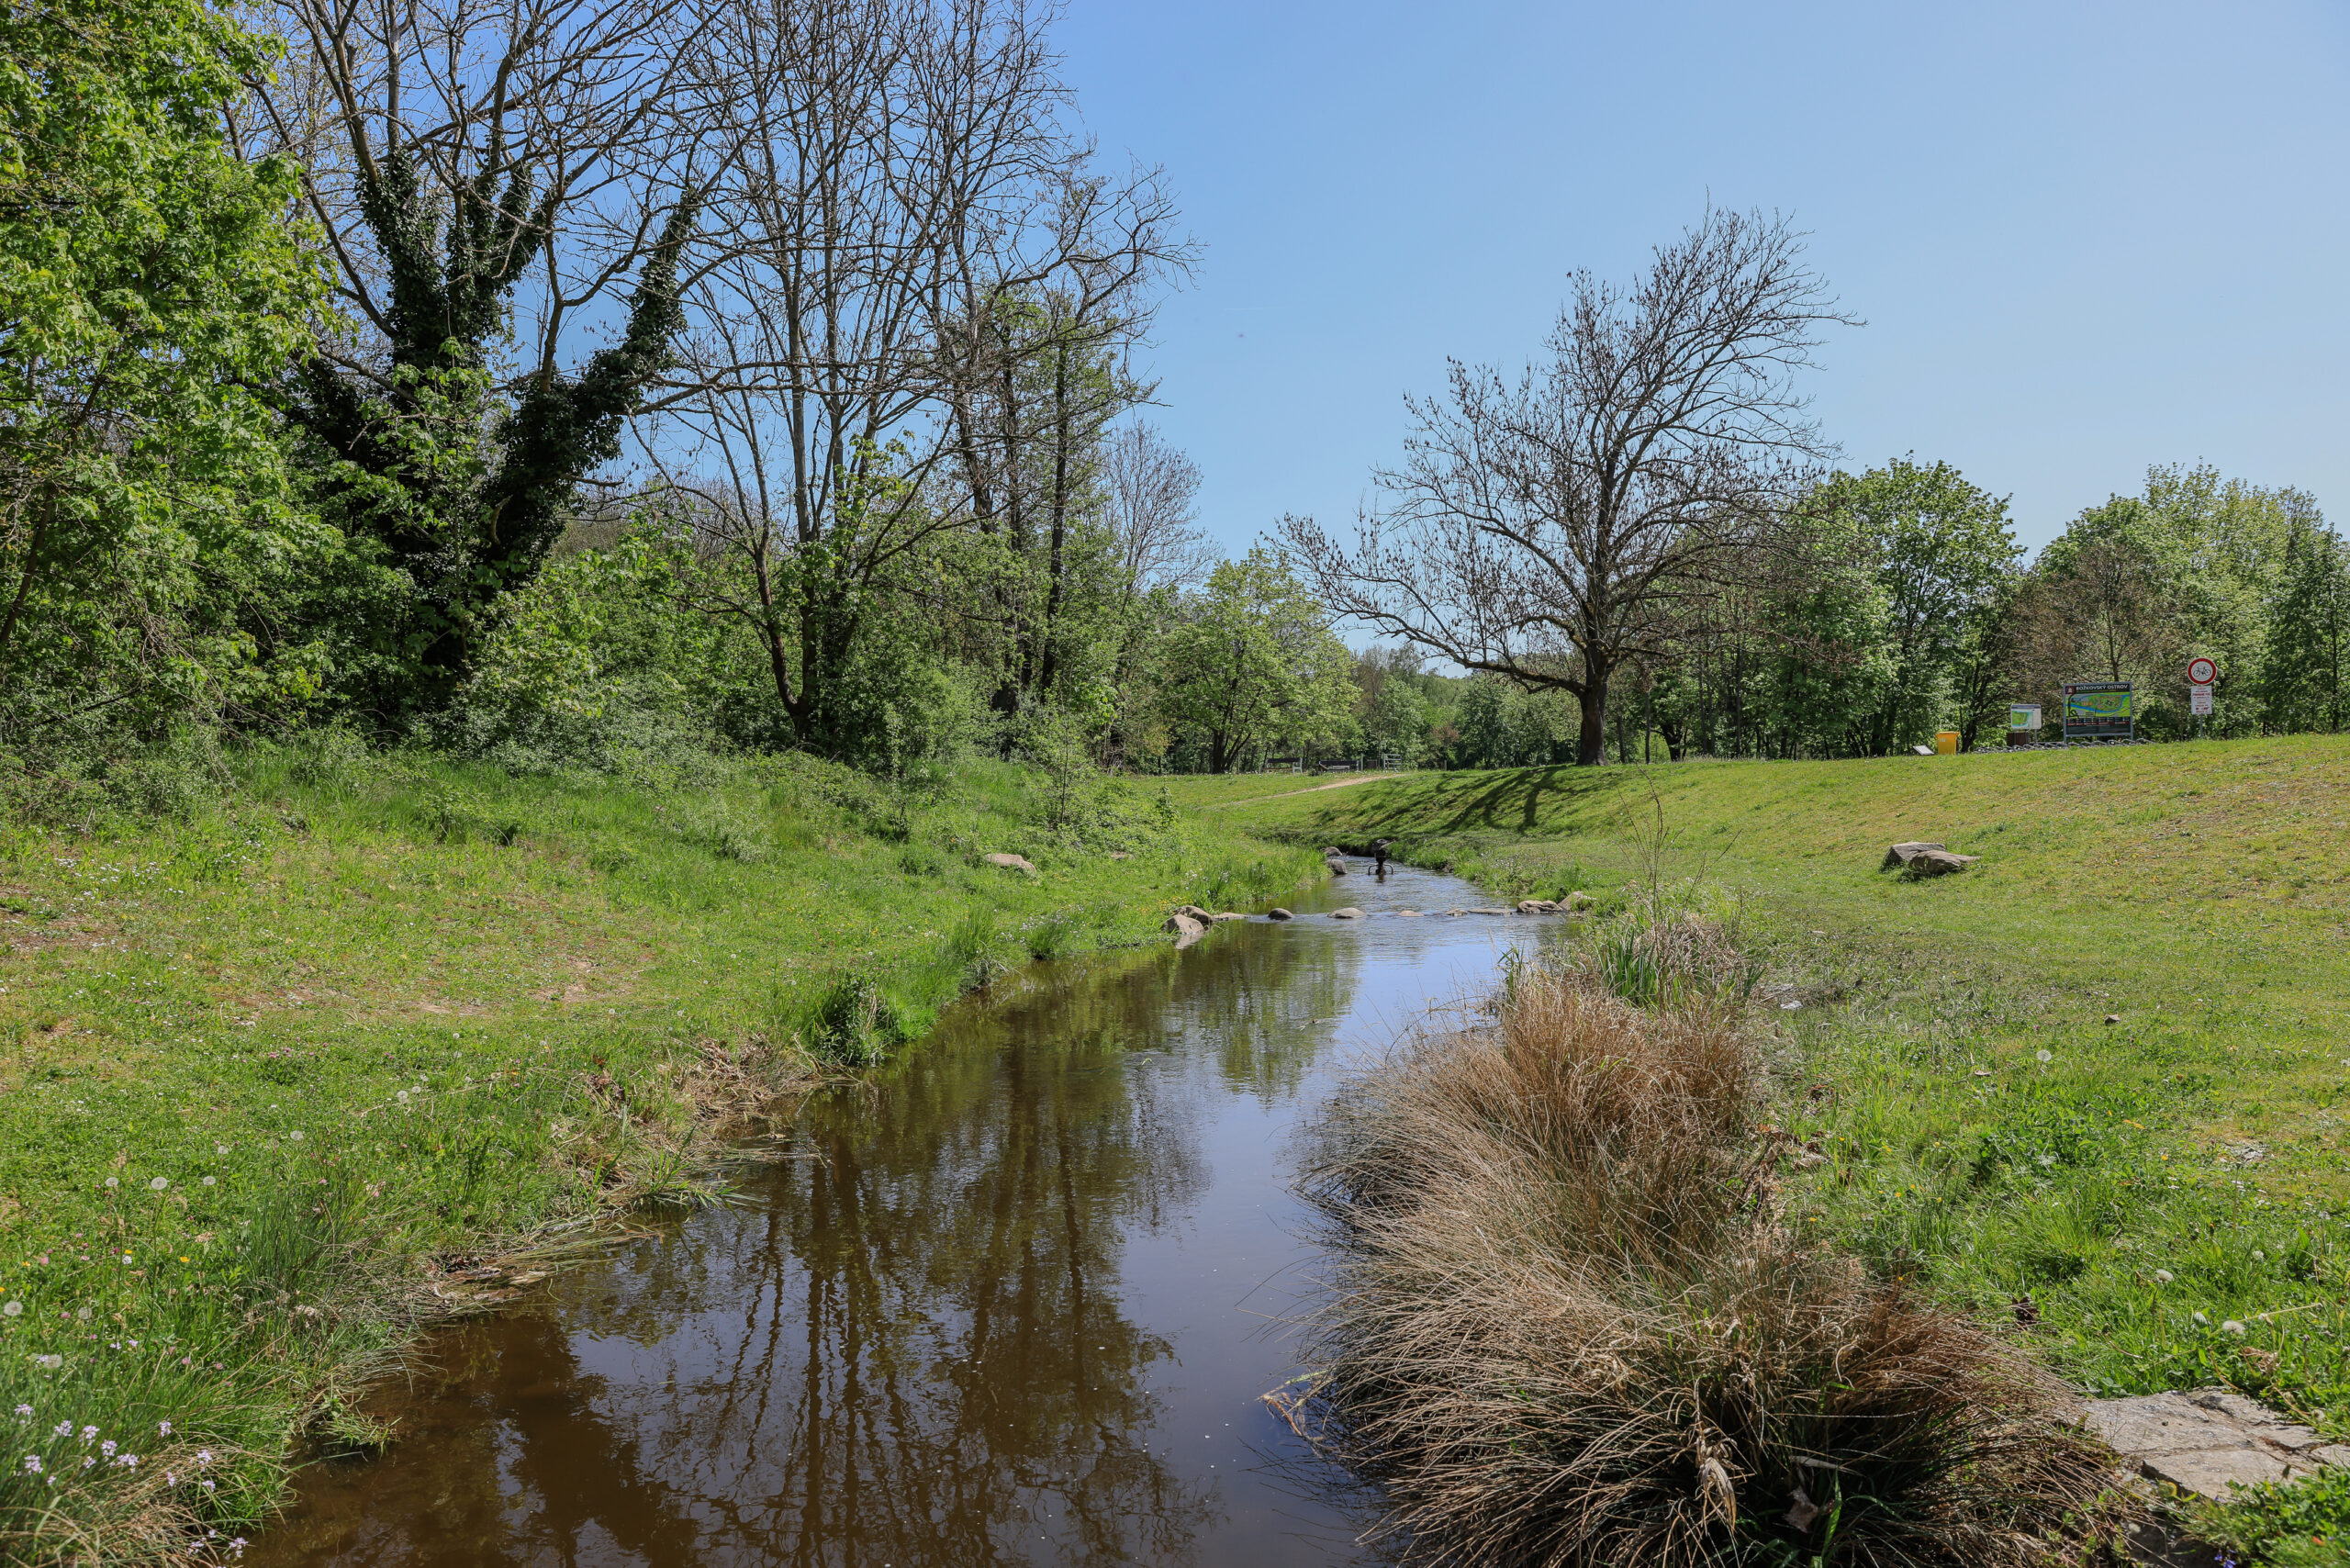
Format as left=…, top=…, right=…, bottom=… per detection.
left=1934, top=731, right=1960, bottom=756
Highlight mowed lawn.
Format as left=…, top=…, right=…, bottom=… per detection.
left=1183, top=738, right=2350, bottom=1424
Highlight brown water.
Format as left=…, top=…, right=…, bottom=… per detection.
left=250, top=865, right=1530, bottom=1567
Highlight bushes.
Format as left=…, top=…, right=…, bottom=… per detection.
left=1292, top=965, right=2127, bottom=1566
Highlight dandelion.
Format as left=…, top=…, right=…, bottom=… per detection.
left=2223, top=1319, right=2247, bottom=1336
left=2254, top=1249, right=2266, bottom=1261
left=288, top=1131, right=304, bottom=1143
left=2155, top=1269, right=2175, bottom=1283
left=396, top=1091, right=409, bottom=1103
left=2035, top=1048, right=2053, bottom=1063
left=202, top=1176, right=216, bottom=1187
left=121, top=1253, right=132, bottom=1264
left=2194, top=1311, right=2210, bottom=1325
left=2036, top=1153, right=2056, bottom=1167
left=104, top=1177, right=118, bottom=1189
left=2, top=1301, right=20, bottom=1316
left=214, top=1144, right=228, bottom=1155
left=150, top=1177, right=168, bottom=1191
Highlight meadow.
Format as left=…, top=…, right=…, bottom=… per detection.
left=1183, top=737, right=2350, bottom=1562
left=0, top=742, right=1312, bottom=1563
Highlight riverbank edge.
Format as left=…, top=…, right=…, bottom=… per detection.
left=0, top=753, right=1322, bottom=1565
left=1203, top=751, right=2350, bottom=1562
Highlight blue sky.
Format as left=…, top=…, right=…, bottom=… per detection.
left=1056, top=1, right=2350, bottom=561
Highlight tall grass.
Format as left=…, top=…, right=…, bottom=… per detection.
left=1292, top=967, right=2127, bottom=1566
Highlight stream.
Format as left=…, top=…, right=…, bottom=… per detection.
left=248, top=862, right=1537, bottom=1567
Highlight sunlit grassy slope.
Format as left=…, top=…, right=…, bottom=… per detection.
left=0, top=747, right=1311, bottom=1562
left=1181, top=738, right=2350, bottom=1428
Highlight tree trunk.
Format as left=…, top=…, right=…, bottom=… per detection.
left=1575, top=661, right=1610, bottom=766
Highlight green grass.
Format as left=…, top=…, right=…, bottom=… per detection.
left=1186, top=738, right=2350, bottom=1560
left=0, top=743, right=1313, bottom=1563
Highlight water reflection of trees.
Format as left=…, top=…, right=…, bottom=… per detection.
left=252, top=925, right=1362, bottom=1567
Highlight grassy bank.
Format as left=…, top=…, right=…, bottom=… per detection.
left=0, top=742, right=1312, bottom=1563
left=1182, top=738, right=2350, bottom=1560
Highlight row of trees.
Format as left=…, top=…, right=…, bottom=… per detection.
left=2, top=0, right=1387, bottom=782
left=9, top=0, right=2340, bottom=784
left=1282, top=208, right=2345, bottom=764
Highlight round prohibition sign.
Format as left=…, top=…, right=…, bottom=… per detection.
left=2188, top=656, right=2218, bottom=686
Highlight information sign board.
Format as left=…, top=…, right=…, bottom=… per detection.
left=2190, top=685, right=2213, bottom=717
left=2061, top=681, right=2133, bottom=740
left=2009, top=702, right=2042, bottom=732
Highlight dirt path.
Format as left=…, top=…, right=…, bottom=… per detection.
left=1195, top=773, right=1386, bottom=809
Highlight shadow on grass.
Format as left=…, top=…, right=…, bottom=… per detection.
left=1297, top=766, right=1643, bottom=843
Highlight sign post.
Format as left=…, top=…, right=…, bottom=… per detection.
left=2061, top=681, right=2133, bottom=742
left=2187, top=658, right=2218, bottom=734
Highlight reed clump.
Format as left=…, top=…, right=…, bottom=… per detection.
left=1292, top=966, right=2126, bottom=1566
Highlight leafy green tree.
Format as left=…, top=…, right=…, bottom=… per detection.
left=1364, top=677, right=1430, bottom=764
left=2260, top=521, right=2348, bottom=734
left=1157, top=552, right=1353, bottom=773
left=0, top=0, right=333, bottom=745
left=1814, top=458, right=2020, bottom=754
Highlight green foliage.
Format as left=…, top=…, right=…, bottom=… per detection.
left=0, top=0, right=336, bottom=751
left=1811, top=457, right=2020, bottom=755
left=811, top=974, right=908, bottom=1067
left=2189, top=1463, right=2350, bottom=1567
left=288, top=154, right=695, bottom=723
left=2260, top=521, right=2348, bottom=734
left=1156, top=550, right=1357, bottom=772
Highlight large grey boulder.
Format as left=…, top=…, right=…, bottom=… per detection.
left=2084, top=1386, right=2350, bottom=1500
left=1516, top=899, right=1559, bottom=913
left=1163, top=913, right=1206, bottom=947
left=1172, top=904, right=1214, bottom=924
left=1330, top=907, right=1364, bottom=920
left=1882, top=842, right=1977, bottom=876
left=1325, top=857, right=1348, bottom=876
left=1266, top=907, right=1293, bottom=921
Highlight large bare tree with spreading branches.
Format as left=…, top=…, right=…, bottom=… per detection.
left=645, top=0, right=1186, bottom=747
left=1281, top=208, right=1855, bottom=765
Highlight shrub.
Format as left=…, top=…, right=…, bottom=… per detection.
left=810, top=975, right=906, bottom=1068
left=1583, top=883, right=1761, bottom=1009
left=1291, top=965, right=2129, bottom=1566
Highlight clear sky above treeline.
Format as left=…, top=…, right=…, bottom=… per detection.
left=1058, top=0, right=2350, bottom=560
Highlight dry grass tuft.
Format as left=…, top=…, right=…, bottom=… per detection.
left=1292, top=967, right=2128, bottom=1566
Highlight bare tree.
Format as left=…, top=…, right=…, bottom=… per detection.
left=1281, top=208, right=1854, bottom=765
left=652, top=0, right=1187, bottom=747
left=1102, top=421, right=1211, bottom=598
left=250, top=0, right=699, bottom=388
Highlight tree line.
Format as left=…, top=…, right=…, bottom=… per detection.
left=1285, top=210, right=2346, bottom=766
left=0, top=0, right=1383, bottom=788
left=6, top=0, right=2341, bottom=793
